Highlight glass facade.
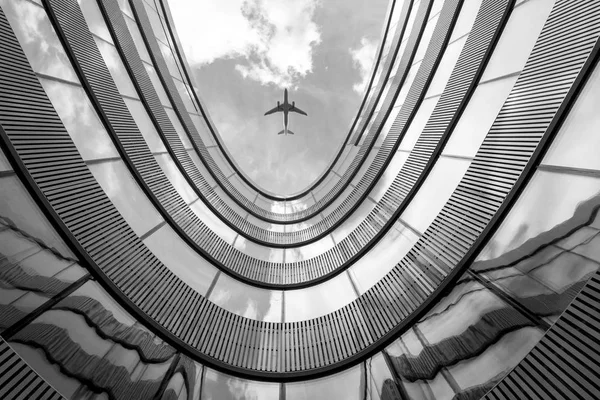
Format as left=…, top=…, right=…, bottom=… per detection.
left=1, top=0, right=599, bottom=398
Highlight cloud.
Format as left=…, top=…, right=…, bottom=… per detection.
left=169, top=0, right=321, bottom=88
left=350, top=37, right=377, bottom=93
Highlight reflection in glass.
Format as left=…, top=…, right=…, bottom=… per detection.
left=94, top=38, right=140, bottom=99
left=366, top=354, right=399, bottom=400
left=79, top=0, right=114, bottom=44
left=287, top=363, right=364, bottom=400
left=8, top=280, right=176, bottom=399
left=0, top=176, right=74, bottom=258
left=201, top=367, right=280, bottom=400
left=542, top=62, right=600, bottom=171
left=123, top=97, right=168, bottom=153
left=0, top=0, right=78, bottom=82
left=143, top=224, right=217, bottom=296
left=189, top=200, right=237, bottom=244
left=285, top=273, right=356, bottom=321
left=401, top=156, right=470, bottom=233
left=350, top=222, right=419, bottom=294
left=0, top=217, right=86, bottom=331
left=479, top=0, right=555, bottom=81
left=285, top=234, right=336, bottom=263
left=88, top=160, right=164, bottom=236
left=38, top=77, right=120, bottom=162
left=442, top=74, right=518, bottom=158
left=209, top=273, right=282, bottom=322
left=154, top=153, right=198, bottom=203
left=124, top=13, right=153, bottom=64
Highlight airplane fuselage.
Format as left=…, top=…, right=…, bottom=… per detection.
left=263, top=88, right=307, bottom=135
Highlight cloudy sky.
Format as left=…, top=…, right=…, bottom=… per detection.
left=168, top=0, right=389, bottom=194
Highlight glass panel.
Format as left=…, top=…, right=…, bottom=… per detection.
left=123, top=97, right=168, bottom=153
left=214, top=186, right=252, bottom=217
left=201, top=368, right=280, bottom=400
left=413, top=14, right=439, bottom=64
left=154, top=153, right=197, bottom=203
left=375, top=105, right=402, bottom=147
left=542, top=62, right=600, bottom=171
left=287, top=363, right=363, bottom=400
left=142, top=223, right=217, bottom=296
left=189, top=200, right=237, bottom=245
left=442, top=73, right=518, bottom=158
left=190, top=114, right=217, bottom=147
left=79, top=0, right=113, bottom=44
left=174, top=78, right=196, bottom=113
left=427, top=34, right=468, bottom=97
left=209, top=273, right=282, bottom=322
left=230, top=174, right=256, bottom=203
left=350, top=150, right=378, bottom=188
left=187, top=149, right=217, bottom=188
left=117, top=0, right=134, bottom=19
left=286, top=196, right=315, bottom=214
left=335, top=146, right=360, bottom=175
left=0, top=0, right=79, bottom=83
left=0, top=147, right=12, bottom=171
left=285, top=273, right=356, bottom=321
left=429, top=0, right=446, bottom=18
left=207, top=147, right=234, bottom=178
left=144, top=63, right=171, bottom=107
left=448, top=0, right=484, bottom=42
left=349, top=221, right=420, bottom=294
left=123, top=13, right=152, bottom=64
left=88, top=160, right=163, bottom=236
left=285, top=213, right=323, bottom=233
left=285, top=234, right=335, bottom=263
left=321, top=184, right=356, bottom=217
left=38, top=77, right=120, bottom=161
left=369, top=151, right=410, bottom=202
left=386, top=274, right=543, bottom=399
left=255, top=195, right=285, bottom=214
left=164, top=108, right=192, bottom=148
left=94, top=37, right=139, bottom=98
left=366, top=354, right=397, bottom=400
left=480, top=0, right=555, bottom=81
left=0, top=218, right=86, bottom=331
left=246, top=214, right=284, bottom=233
left=312, top=174, right=341, bottom=202
left=142, top=0, right=168, bottom=44
left=331, top=198, right=377, bottom=243
left=397, top=95, right=440, bottom=152
left=0, top=176, right=74, bottom=258
left=9, top=280, right=176, bottom=399
left=233, top=236, right=284, bottom=263
left=158, top=39, right=180, bottom=78
left=401, top=156, right=470, bottom=233
left=477, top=170, right=600, bottom=262
left=394, top=60, right=421, bottom=109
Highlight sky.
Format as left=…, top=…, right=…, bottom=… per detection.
left=168, top=0, right=390, bottom=195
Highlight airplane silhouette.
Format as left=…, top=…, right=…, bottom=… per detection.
left=264, top=88, right=307, bottom=135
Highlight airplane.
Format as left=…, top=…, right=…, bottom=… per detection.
left=264, top=88, right=307, bottom=135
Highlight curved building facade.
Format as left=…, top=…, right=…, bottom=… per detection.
left=0, top=0, right=599, bottom=398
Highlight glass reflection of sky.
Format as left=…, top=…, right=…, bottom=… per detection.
left=143, top=223, right=218, bottom=296
left=209, top=273, right=282, bottom=322
left=1, top=0, right=78, bottom=82
left=286, top=363, right=363, bottom=400
left=285, top=272, right=357, bottom=321
left=201, top=368, right=279, bottom=400
left=38, top=77, right=120, bottom=161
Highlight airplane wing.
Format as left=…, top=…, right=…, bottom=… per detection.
left=290, top=106, right=307, bottom=116
left=264, top=105, right=282, bottom=116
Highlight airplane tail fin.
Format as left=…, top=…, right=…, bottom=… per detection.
left=277, top=130, right=285, bottom=135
